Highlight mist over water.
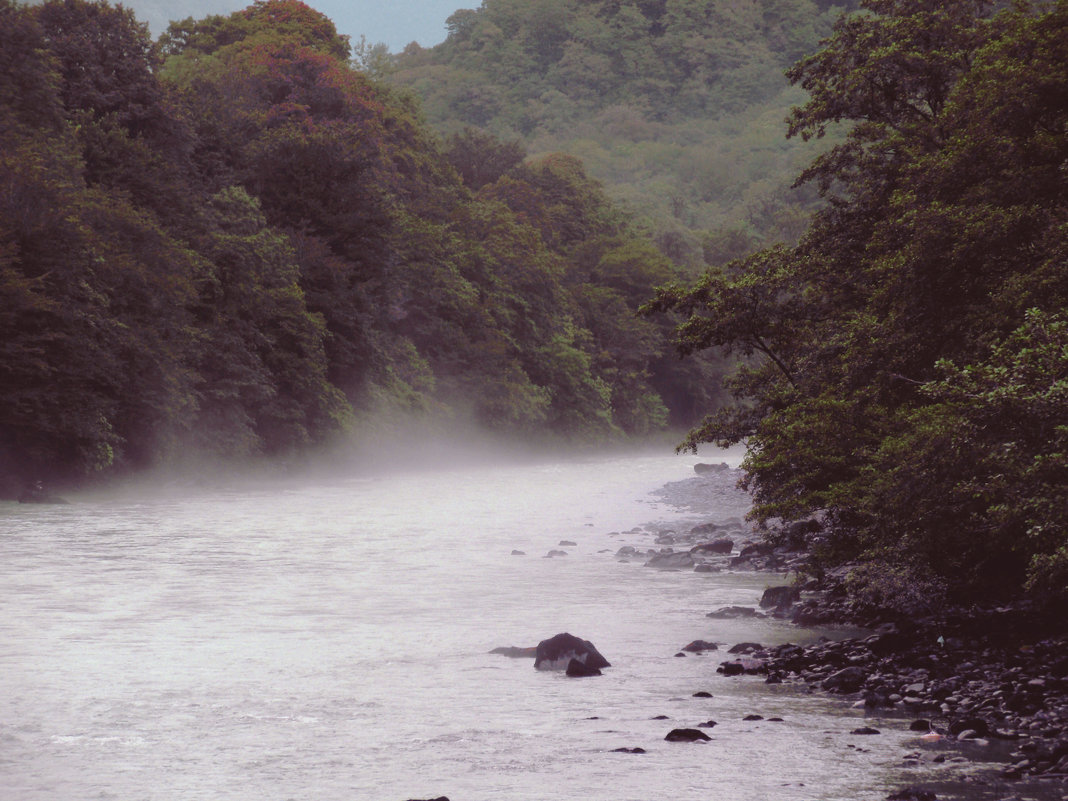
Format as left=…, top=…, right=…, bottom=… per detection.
left=0, top=448, right=1040, bottom=800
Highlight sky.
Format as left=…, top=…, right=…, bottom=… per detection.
left=119, top=0, right=469, bottom=51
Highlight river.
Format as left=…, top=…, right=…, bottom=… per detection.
left=0, top=448, right=1039, bottom=800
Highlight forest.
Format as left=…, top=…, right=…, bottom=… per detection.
left=388, top=0, right=861, bottom=267
left=1, top=0, right=725, bottom=497
left=1, top=0, right=1066, bottom=610
left=649, top=0, right=1068, bottom=608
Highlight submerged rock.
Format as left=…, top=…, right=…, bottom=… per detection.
left=489, top=646, right=536, bottom=658
left=682, top=640, right=718, bottom=653
left=534, top=633, right=610, bottom=672
left=707, top=606, right=762, bottom=619
left=694, top=462, right=730, bottom=474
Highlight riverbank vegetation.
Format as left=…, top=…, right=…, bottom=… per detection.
left=650, top=0, right=1068, bottom=610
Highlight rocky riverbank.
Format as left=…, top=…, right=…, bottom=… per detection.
left=636, top=463, right=1068, bottom=794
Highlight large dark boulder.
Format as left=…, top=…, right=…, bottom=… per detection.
left=534, top=633, right=610, bottom=671
left=822, top=666, right=868, bottom=693
left=760, top=585, right=801, bottom=610
left=665, top=728, right=711, bottom=742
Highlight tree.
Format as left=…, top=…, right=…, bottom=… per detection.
left=651, top=0, right=1068, bottom=606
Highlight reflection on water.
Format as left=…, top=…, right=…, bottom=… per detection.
left=0, top=451, right=1052, bottom=800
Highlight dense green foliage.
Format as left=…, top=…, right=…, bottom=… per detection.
left=389, top=0, right=860, bottom=266
left=0, top=0, right=705, bottom=494
left=651, top=0, right=1068, bottom=607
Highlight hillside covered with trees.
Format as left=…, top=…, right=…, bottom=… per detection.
left=651, top=0, right=1068, bottom=609
left=388, top=0, right=860, bottom=266
left=0, top=0, right=722, bottom=495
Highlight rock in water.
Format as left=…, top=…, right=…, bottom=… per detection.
left=822, top=666, right=868, bottom=693
left=665, top=728, right=711, bottom=742
left=534, top=633, right=610, bottom=671
left=694, top=462, right=729, bottom=474
left=489, top=646, right=537, bottom=658
left=565, top=658, right=601, bottom=677
left=760, top=585, right=801, bottom=610
left=644, top=551, right=695, bottom=569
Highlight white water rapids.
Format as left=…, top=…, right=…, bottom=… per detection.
left=0, top=449, right=1035, bottom=800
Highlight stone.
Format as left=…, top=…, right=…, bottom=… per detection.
left=948, top=717, right=990, bottom=738
left=644, top=551, right=695, bottom=570
left=823, top=666, right=868, bottom=694
left=534, top=633, right=610, bottom=672
left=693, top=462, right=730, bottom=474
left=691, top=539, right=733, bottom=555
left=727, top=642, right=764, bottom=654
left=707, top=606, right=761, bottom=619
left=682, top=640, right=718, bottom=653
left=543, top=550, right=567, bottom=558
left=489, top=646, right=536, bottom=658
left=558, top=540, right=577, bottom=546
left=719, top=662, right=745, bottom=676
left=909, top=719, right=932, bottom=732
left=665, top=728, right=712, bottom=742
left=744, top=714, right=764, bottom=721
left=698, top=720, right=718, bottom=728
left=566, top=658, right=602, bottom=677
left=611, top=747, right=646, bottom=754
left=511, top=550, right=526, bottom=555
left=760, top=585, right=801, bottom=609
left=852, top=726, right=881, bottom=735
left=738, top=542, right=775, bottom=559
left=692, top=691, right=713, bottom=698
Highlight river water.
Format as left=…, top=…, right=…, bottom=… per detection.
left=0, top=448, right=1041, bottom=800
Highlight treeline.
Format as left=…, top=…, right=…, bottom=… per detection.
left=0, top=0, right=720, bottom=493
left=651, top=0, right=1068, bottom=608
left=389, top=0, right=860, bottom=266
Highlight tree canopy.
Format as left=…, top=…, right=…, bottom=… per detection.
left=389, top=0, right=861, bottom=267
left=650, top=0, right=1068, bottom=608
left=0, top=0, right=708, bottom=495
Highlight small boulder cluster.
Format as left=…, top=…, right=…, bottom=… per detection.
left=712, top=616, right=1068, bottom=781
